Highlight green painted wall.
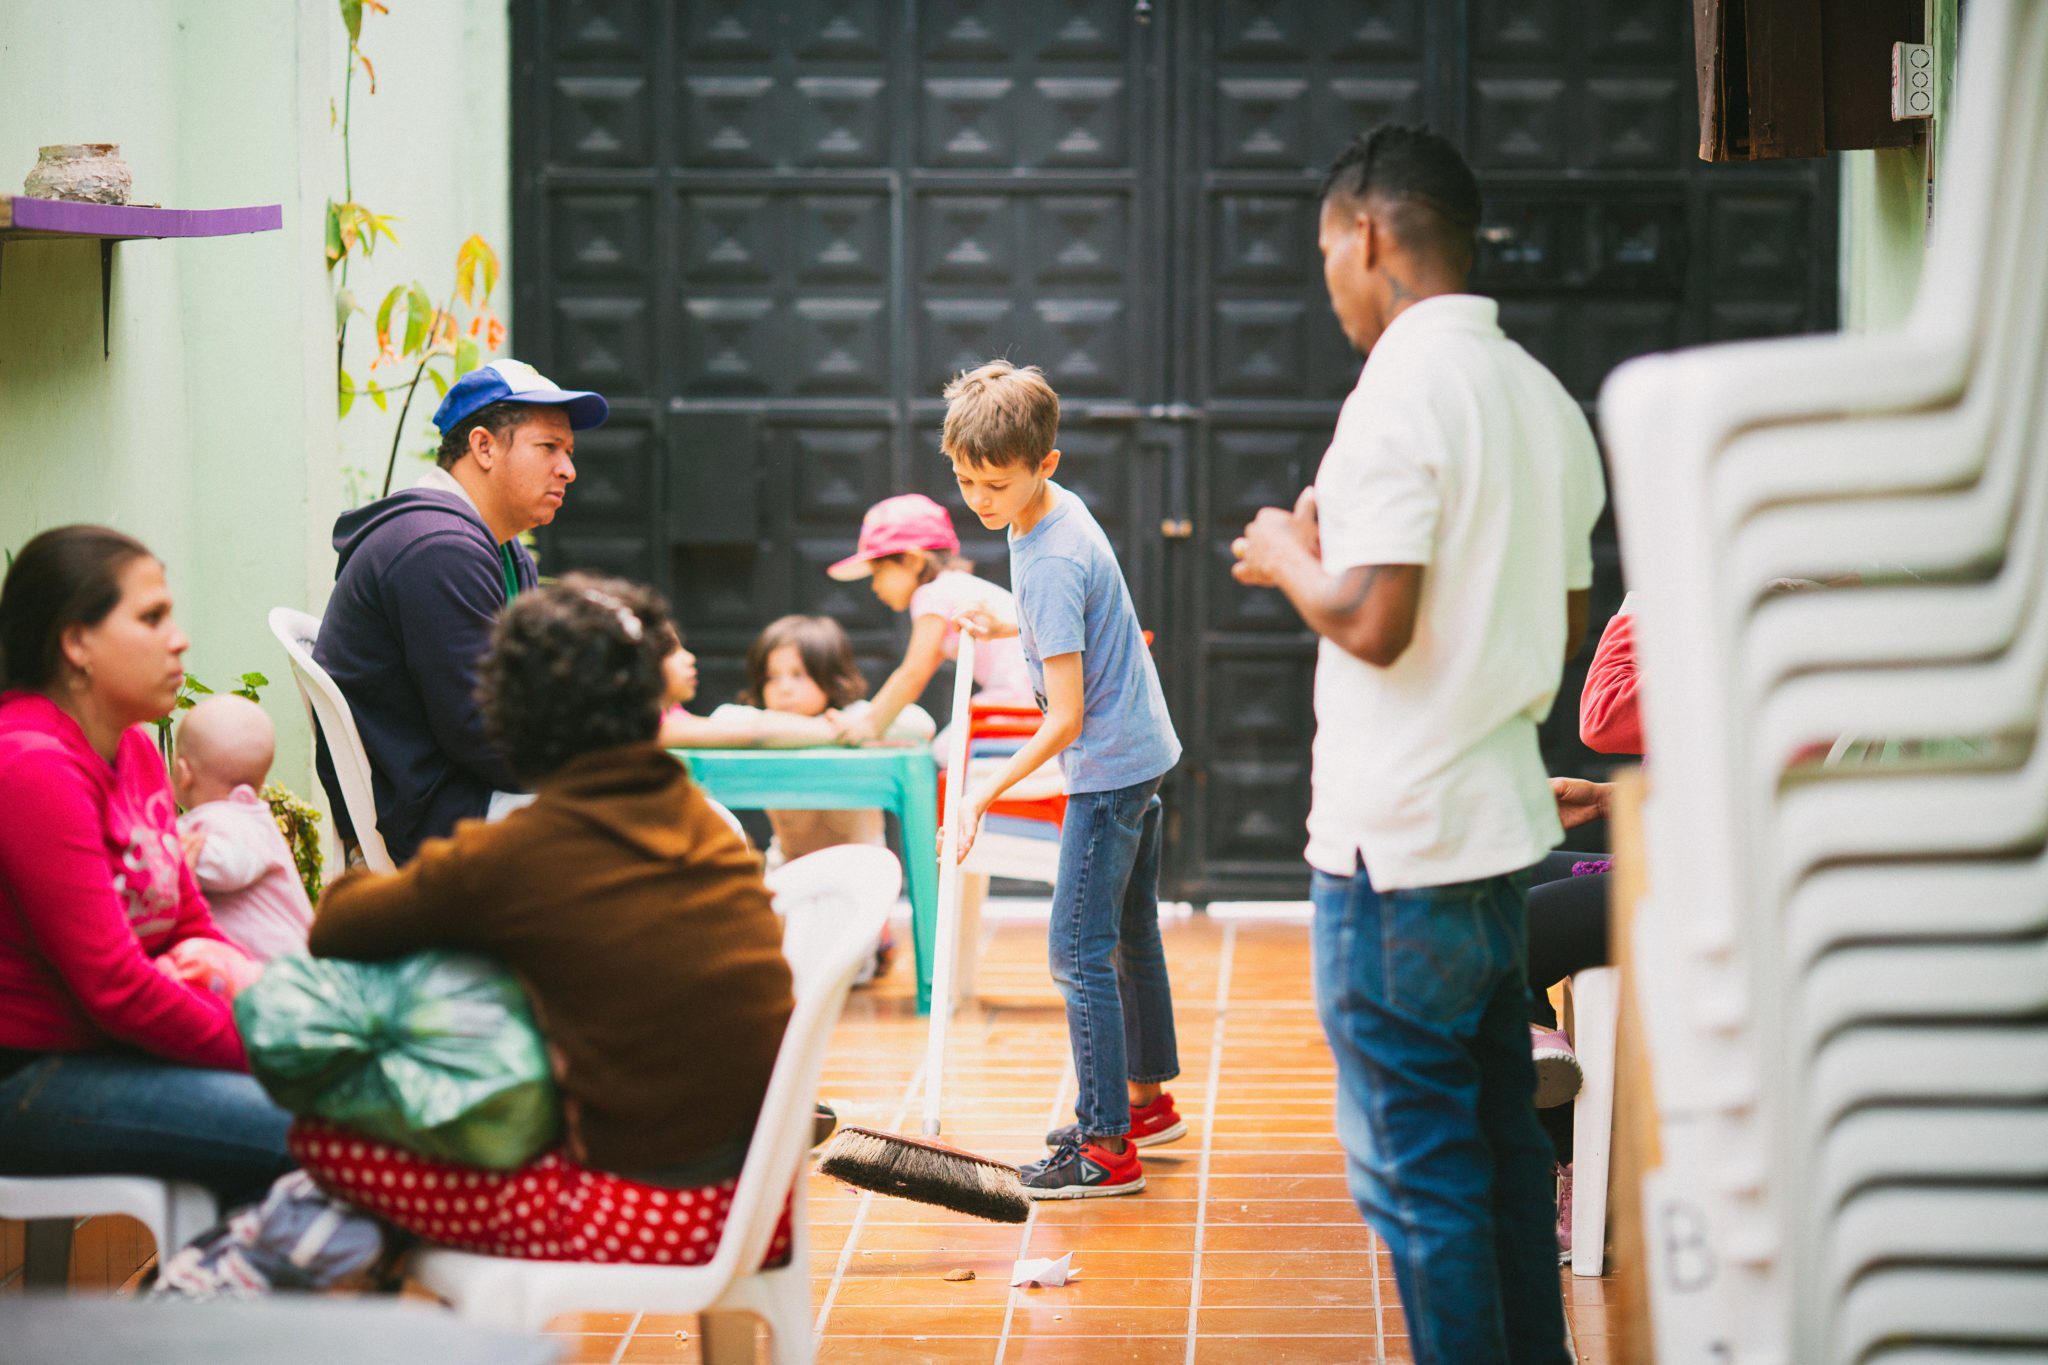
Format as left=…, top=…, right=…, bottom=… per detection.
left=1839, top=0, right=1959, bottom=331
left=0, top=0, right=507, bottom=856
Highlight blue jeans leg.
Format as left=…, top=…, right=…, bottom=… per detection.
left=1048, top=776, right=1176, bottom=1136
left=1310, top=865, right=1569, bottom=1365
left=0, top=1051, right=295, bottom=1207
left=1115, top=794, right=1179, bottom=1086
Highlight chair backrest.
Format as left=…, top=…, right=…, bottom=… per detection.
left=702, top=795, right=747, bottom=841
left=267, top=607, right=396, bottom=873
left=705, top=844, right=898, bottom=1274
left=763, top=844, right=901, bottom=992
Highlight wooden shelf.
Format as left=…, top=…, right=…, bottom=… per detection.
left=0, top=194, right=282, bottom=355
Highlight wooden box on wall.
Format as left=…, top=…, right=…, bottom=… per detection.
left=1697, top=0, right=1928, bottom=159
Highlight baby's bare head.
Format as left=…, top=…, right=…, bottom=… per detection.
left=174, top=694, right=276, bottom=804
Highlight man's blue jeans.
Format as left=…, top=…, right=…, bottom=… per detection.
left=1310, top=863, right=1569, bottom=1365
left=1049, top=776, right=1179, bottom=1137
left=0, top=1051, right=294, bottom=1206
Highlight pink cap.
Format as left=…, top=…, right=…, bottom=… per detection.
left=827, top=494, right=962, bottom=581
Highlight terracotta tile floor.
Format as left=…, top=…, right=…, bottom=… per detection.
left=0, top=910, right=1617, bottom=1357
left=538, top=910, right=1620, bottom=1364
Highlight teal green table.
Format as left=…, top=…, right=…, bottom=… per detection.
left=671, top=747, right=941, bottom=1013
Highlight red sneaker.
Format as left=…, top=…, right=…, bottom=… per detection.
left=1044, top=1092, right=1188, bottom=1150
left=1019, top=1138, right=1145, bottom=1199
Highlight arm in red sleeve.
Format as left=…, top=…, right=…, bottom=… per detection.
left=1579, top=609, right=1645, bottom=756
left=0, top=754, right=245, bottom=1069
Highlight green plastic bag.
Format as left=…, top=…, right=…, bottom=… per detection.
left=236, top=951, right=561, bottom=1170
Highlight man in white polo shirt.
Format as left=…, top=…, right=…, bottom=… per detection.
left=1235, top=126, right=1604, bottom=1364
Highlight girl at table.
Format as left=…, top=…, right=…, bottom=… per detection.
left=705, top=616, right=933, bottom=871
left=703, top=616, right=931, bottom=982
left=823, top=494, right=1032, bottom=747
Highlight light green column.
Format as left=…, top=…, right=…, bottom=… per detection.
left=1838, top=0, right=1960, bottom=332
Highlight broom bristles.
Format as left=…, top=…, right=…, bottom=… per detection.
left=817, top=1126, right=1031, bottom=1224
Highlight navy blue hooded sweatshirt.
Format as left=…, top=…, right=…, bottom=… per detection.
left=314, top=486, right=537, bottom=864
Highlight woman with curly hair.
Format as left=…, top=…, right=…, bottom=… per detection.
left=295, top=574, right=799, bottom=1266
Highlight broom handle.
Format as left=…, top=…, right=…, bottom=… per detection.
left=923, top=629, right=977, bottom=1137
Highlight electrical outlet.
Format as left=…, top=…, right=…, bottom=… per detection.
left=1892, top=41, right=1935, bottom=120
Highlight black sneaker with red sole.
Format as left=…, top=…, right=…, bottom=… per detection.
left=1019, top=1139, right=1146, bottom=1199
left=1044, top=1091, right=1188, bottom=1151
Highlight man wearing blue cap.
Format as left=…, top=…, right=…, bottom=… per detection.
left=314, top=360, right=608, bottom=864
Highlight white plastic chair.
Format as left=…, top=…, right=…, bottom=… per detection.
left=268, top=606, right=395, bottom=873
left=409, top=845, right=899, bottom=1363
left=1566, top=966, right=1619, bottom=1278
left=1827, top=1186, right=2048, bottom=1301
left=0, top=1175, right=217, bottom=1288
left=1835, top=1268, right=2048, bottom=1363
left=1814, top=1107, right=2048, bottom=1221
left=1595, top=2, right=2048, bottom=1353
left=1784, top=855, right=2048, bottom=969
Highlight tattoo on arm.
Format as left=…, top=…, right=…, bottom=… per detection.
left=1334, top=565, right=1388, bottom=615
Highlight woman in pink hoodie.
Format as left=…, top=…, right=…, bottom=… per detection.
left=0, top=526, right=290, bottom=1205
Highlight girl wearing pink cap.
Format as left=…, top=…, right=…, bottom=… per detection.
left=827, top=494, right=1032, bottom=746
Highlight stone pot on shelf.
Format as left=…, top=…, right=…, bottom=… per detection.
left=23, top=143, right=133, bottom=205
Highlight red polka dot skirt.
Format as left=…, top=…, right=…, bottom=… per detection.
left=289, top=1120, right=793, bottom=1268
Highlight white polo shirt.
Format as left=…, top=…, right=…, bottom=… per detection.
left=1306, top=295, right=1606, bottom=889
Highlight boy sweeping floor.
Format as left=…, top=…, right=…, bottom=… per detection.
left=944, top=360, right=1185, bottom=1198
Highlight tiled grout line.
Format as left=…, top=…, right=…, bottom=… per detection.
left=605, top=1311, right=643, bottom=1365
left=811, top=1053, right=928, bottom=1342
left=992, top=1058, right=1075, bottom=1363
left=1182, top=920, right=1237, bottom=1365
left=1372, top=1234, right=1387, bottom=1363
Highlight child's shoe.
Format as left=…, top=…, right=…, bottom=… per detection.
left=1530, top=1026, right=1583, bottom=1109
left=1556, top=1162, right=1574, bottom=1265
left=1044, top=1092, right=1187, bottom=1150
left=1019, top=1139, right=1145, bottom=1199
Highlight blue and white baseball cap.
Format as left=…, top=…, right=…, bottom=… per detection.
left=431, top=358, right=609, bottom=434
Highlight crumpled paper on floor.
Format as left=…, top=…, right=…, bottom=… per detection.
left=1010, top=1252, right=1076, bottom=1288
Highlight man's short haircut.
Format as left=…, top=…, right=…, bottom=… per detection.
left=436, top=400, right=545, bottom=471
left=478, top=573, right=675, bottom=783
left=1319, top=124, right=1482, bottom=274
left=941, top=359, right=1060, bottom=471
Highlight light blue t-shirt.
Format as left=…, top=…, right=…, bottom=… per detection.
left=1008, top=484, right=1181, bottom=794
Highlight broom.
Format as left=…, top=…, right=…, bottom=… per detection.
left=818, top=631, right=1032, bottom=1223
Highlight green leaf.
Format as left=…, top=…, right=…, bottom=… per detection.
left=479, top=238, right=501, bottom=299
left=338, top=368, right=356, bottom=417
left=366, top=379, right=388, bottom=412
left=340, top=0, right=363, bottom=45
left=454, top=336, right=481, bottom=378
left=404, top=283, right=432, bottom=355
left=375, top=283, right=404, bottom=349
left=427, top=367, right=450, bottom=398
left=334, top=288, right=360, bottom=334
left=324, top=202, right=343, bottom=268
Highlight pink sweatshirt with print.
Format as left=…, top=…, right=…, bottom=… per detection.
left=0, top=691, right=247, bottom=1070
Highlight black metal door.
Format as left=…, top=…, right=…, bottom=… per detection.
left=515, top=0, right=1835, bottom=901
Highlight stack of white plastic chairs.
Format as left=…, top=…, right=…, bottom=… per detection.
left=1597, top=1, right=2048, bottom=1360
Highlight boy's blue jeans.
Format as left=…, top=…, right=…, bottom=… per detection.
left=1049, top=775, right=1179, bottom=1137
left=1310, top=862, right=1570, bottom=1365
